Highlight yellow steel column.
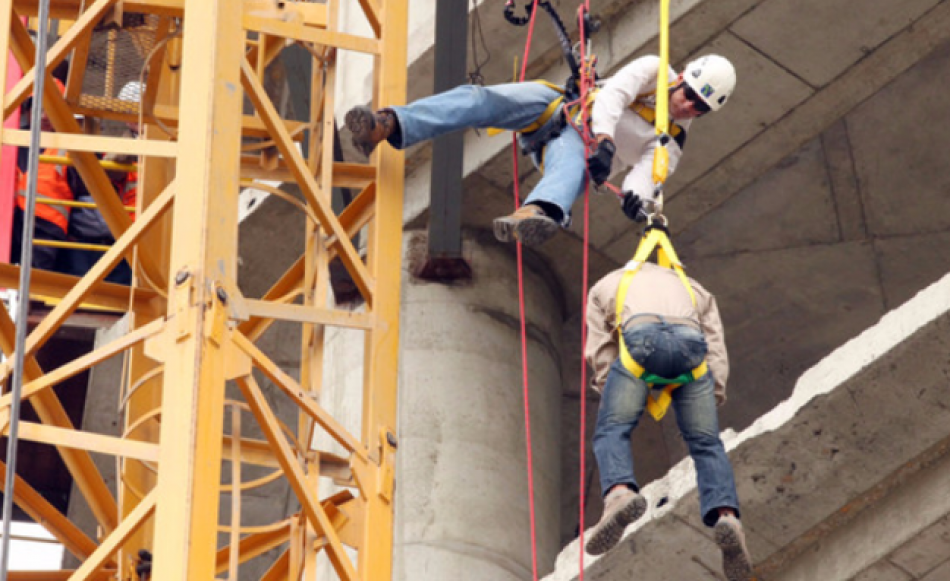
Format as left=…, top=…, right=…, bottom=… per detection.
left=149, top=0, right=243, bottom=578
left=357, top=0, right=408, bottom=577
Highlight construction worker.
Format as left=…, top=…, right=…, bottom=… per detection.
left=63, top=81, right=141, bottom=285
left=63, top=161, right=136, bottom=284
left=344, top=54, right=736, bottom=246
left=584, top=259, right=753, bottom=581
left=10, top=79, right=74, bottom=272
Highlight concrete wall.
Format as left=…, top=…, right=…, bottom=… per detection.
left=315, top=230, right=565, bottom=580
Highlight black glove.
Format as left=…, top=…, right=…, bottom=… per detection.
left=587, top=139, right=616, bottom=185
left=135, top=549, right=152, bottom=580
left=621, top=191, right=647, bottom=222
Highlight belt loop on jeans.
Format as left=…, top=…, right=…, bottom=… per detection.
left=624, top=313, right=701, bottom=331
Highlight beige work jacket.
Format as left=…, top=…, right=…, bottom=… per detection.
left=585, top=262, right=729, bottom=403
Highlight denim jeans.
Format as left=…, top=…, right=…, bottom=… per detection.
left=389, top=83, right=588, bottom=221
left=592, top=320, right=740, bottom=527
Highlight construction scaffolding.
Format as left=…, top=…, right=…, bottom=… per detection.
left=0, top=0, right=407, bottom=578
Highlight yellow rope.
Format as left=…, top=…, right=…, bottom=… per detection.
left=652, top=0, right=672, bottom=189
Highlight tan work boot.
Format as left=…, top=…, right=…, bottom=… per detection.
left=584, top=486, right=647, bottom=556
left=345, top=106, right=396, bottom=157
left=492, top=204, right=560, bottom=246
left=714, top=514, right=754, bottom=581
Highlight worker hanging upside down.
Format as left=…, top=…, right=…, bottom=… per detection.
left=584, top=257, right=753, bottom=581
left=345, top=54, right=736, bottom=246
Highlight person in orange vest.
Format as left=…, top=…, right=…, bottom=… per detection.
left=10, top=79, right=74, bottom=272
left=63, top=164, right=136, bottom=285
left=61, top=81, right=141, bottom=285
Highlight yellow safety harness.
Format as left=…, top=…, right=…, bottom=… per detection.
left=615, top=226, right=708, bottom=421
left=630, top=99, right=686, bottom=148
left=488, top=80, right=686, bottom=156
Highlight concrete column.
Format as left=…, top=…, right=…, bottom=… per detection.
left=393, top=230, right=565, bottom=580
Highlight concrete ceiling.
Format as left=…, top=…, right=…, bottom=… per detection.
left=340, top=0, right=950, bottom=578
left=388, top=0, right=950, bottom=433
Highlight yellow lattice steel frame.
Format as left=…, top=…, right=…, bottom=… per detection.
left=0, top=0, right=406, bottom=579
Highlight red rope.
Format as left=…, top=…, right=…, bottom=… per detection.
left=510, top=5, right=613, bottom=580
left=511, top=2, right=544, bottom=580
left=575, top=5, right=592, bottom=579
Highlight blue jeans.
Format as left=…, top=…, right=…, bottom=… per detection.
left=592, top=321, right=740, bottom=527
left=389, top=83, right=588, bottom=221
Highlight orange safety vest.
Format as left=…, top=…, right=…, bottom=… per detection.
left=117, top=171, right=138, bottom=221
left=15, top=149, right=73, bottom=233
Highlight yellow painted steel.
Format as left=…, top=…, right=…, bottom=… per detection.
left=1, top=0, right=407, bottom=579
left=39, top=154, right=138, bottom=174
left=35, top=197, right=136, bottom=210
left=31, top=239, right=111, bottom=251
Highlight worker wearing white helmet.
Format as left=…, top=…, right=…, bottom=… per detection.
left=345, top=53, right=736, bottom=245
left=587, top=54, right=737, bottom=222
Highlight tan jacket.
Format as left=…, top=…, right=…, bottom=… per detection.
left=585, top=262, right=729, bottom=403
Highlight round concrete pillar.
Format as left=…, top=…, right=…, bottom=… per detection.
left=393, top=231, right=564, bottom=580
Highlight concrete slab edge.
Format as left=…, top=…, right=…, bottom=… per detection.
left=543, top=270, right=950, bottom=580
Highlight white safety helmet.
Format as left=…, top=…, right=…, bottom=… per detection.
left=682, top=55, right=736, bottom=112
left=118, top=81, right=144, bottom=102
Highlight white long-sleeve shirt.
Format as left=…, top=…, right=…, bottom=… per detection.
left=590, top=55, right=692, bottom=201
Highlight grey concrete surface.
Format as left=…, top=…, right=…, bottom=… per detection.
left=62, top=317, right=126, bottom=571
left=392, top=231, right=565, bottom=580
left=543, top=271, right=950, bottom=581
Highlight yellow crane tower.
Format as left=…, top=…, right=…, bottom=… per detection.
left=0, top=0, right=407, bottom=578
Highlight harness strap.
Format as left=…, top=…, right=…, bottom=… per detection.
left=490, top=80, right=688, bottom=153
left=629, top=102, right=686, bottom=149
left=614, top=227, right=704, bottom=421
left=487, top=80, right=565, bottom=137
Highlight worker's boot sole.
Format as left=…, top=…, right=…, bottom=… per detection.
left=584, top=494, right=647, bottom=556
left=345, top=106, right=382, bottom=157
left=715, top=519, right=754, bottom=581
left=493, top=214, right=560, bottom=246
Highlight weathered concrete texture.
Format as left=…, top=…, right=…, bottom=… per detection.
left=62, top=318, right=126, bottom=571
left=392, top=230, right=565, bottom=581
left=542, top=271, right=950, bottom=581
left=237, top=189, right=307, bottom=299
left=688, top=241, right=886, bottom=430
left=313, top=315, right=366, bottom=581
left=675, top=138, right=839, bottom=256
left=732, top=0, right=942, bottom=88
left=847, top=40, right=950, bottom=238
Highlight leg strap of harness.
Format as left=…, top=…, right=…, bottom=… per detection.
left=619, top=346, right=708, bottom=421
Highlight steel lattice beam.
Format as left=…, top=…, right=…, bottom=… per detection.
left=0, top=0, right=407, bottom=578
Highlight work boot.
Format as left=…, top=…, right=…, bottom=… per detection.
left=714, top=514, right=754, bottom=581
left=584, top=486, right=647, bottom=556
left=345, top=106, right=396, bottom=157
left=492, top=204, right=560, bottom=246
